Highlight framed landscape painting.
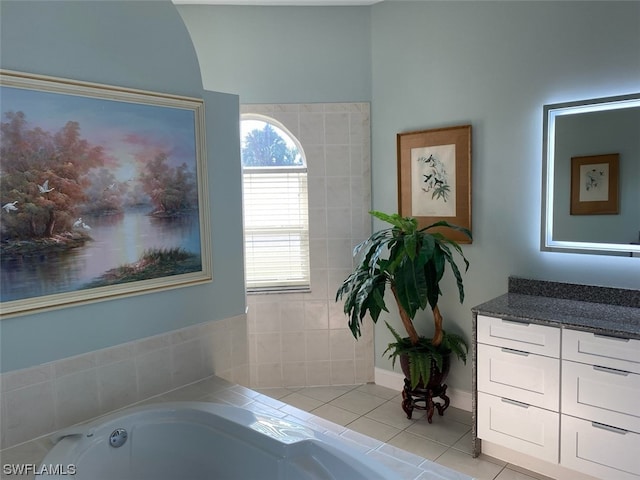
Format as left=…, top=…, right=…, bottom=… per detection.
left=397, top=124, right=472, bottom=243
left=0, top=70, right=211, bottom=318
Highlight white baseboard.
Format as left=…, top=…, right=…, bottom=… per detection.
left=374, top=367, right=472, bottom=412
left=481, top=441, right=601, bottom=480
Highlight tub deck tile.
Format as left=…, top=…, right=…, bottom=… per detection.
left=3, top=375, right=541, bottom=480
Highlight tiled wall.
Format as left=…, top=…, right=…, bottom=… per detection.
left=241, top=103, right=374, bottom=389
left=0, top=102, right=372, bottom=448
left=0, top=314, right=247, bottom=450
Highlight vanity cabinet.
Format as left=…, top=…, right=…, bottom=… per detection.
left=476, top=315, right=561, bottom=463
left=560, top=329, right=640, bottom=480
left=472, top=278, right=640, bottom=480
left=476, top=316, right=640, bottom=479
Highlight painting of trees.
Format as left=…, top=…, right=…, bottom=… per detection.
left=1, top=111, right=105, bottom=240
left=83, top=167, right=129, bottom=215
left=1, top=109, right=200, bottom=241
left=138, top=153, right=197, bottom=215
left=0, top=71, right=210, bottom=316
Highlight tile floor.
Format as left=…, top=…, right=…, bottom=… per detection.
left=254, top=383, right=553, bottom=480
left=0, top=377, right=554, bottom=480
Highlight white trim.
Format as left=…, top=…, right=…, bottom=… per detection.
left=374, top=367, right=472, bottom=412
left=374, top=366, right=405, bottom=391
left=481, top=441, right=601, bottom=480
left=174, top=0, right=382, bottom=5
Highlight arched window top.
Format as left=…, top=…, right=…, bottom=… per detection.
left=240, top=114, right=306, bottom=169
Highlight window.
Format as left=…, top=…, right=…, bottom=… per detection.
left=240, top=115, right=310, bottom=292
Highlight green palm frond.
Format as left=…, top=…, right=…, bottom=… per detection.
left=336, top=211, right=471, bottom=386
left=383, top=323, right=468, bottom=389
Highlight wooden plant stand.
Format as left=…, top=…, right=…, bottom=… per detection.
left=401, top=378, right=450, bottom=423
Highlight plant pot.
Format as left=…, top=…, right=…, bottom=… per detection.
left=399, top=351, right=451, bottom=390
left=400, top=351, right=452, bottom=422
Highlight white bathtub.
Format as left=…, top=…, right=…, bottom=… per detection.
left=36, top=402, right=398, bottom=480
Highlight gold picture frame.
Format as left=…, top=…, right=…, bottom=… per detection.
left=570, top=153, right=619, bottom=215
left=0, top=70, right=211, bottom=318
left=397, top=124, right=472, bottom=243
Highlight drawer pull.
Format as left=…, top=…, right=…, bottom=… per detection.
left=501, top=347, right=529, bottom=356
left=501, top=398, right=530, bottom=409
left=593, top=333, right=630, bottom=342
left=501, top=319, right=530, bottom=326
left=593, top=365, right=630, bottom=376
left=591, top=422, right=628, bottom=435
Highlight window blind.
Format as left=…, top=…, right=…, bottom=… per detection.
left=242, top=168, right=310, bottom=291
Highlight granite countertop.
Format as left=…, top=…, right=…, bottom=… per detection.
left=472, top=292, right=640, bottom=339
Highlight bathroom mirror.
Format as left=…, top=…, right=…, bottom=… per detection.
left=541, top=93, right=640, bottom=256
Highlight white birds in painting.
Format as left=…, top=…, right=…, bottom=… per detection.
left=72, top=217, right=90, bottom=230
left=2, top=201, right=18, bottom=213
left=38, top=180, right=55, bottom=193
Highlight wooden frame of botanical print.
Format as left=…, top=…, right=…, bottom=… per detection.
left=397, top=124, right=472, bottom=243
left=570, top=153, right=619, bottom=215
left=0, top=70, right=211, bottom=318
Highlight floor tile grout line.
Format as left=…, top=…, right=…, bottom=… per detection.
left=336, top=393, right=515, bottom=479
left=305, top=387, right=482, bottom=467
left=492, top=464, right=508, bottom=480
left=245, top=385, right=549, bottom=480
left=252, top=385, right=548, bottom=480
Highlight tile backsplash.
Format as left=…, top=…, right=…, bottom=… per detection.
left=0, top=313, right=247, bottom=450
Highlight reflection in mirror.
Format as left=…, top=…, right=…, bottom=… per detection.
left=542, top=93, right=640, bottom=256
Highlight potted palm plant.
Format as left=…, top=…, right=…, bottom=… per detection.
left=336, top=211, right=471, bottom=418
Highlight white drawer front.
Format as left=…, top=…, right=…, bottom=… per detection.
left=478, top=343, right=559, bottom=410
left=563, top=328, right=640, bottom=374
left=561, top=414, right=640, bottom=480
left=477, top=315, right=560, bottom=357
left=478, top=392, right=559, bottom=464
left=562, top=359, right=640, bottom=433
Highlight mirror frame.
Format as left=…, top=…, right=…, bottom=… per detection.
left=541, top=93, right=640, bottom=256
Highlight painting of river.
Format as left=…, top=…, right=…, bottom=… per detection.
left=1, top=208, right=201, bottom=301
left=0, top=71, right=211, bottom=316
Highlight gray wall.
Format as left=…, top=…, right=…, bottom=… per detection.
left=181, top=1, right=640, bottom=393
left=4, top=0, right=638, bottom=395
left=0, top=1, right=246, bottom=372
left=177, top=5, right=371, bottom=103
left=371, top=1, right=640, bottom=390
